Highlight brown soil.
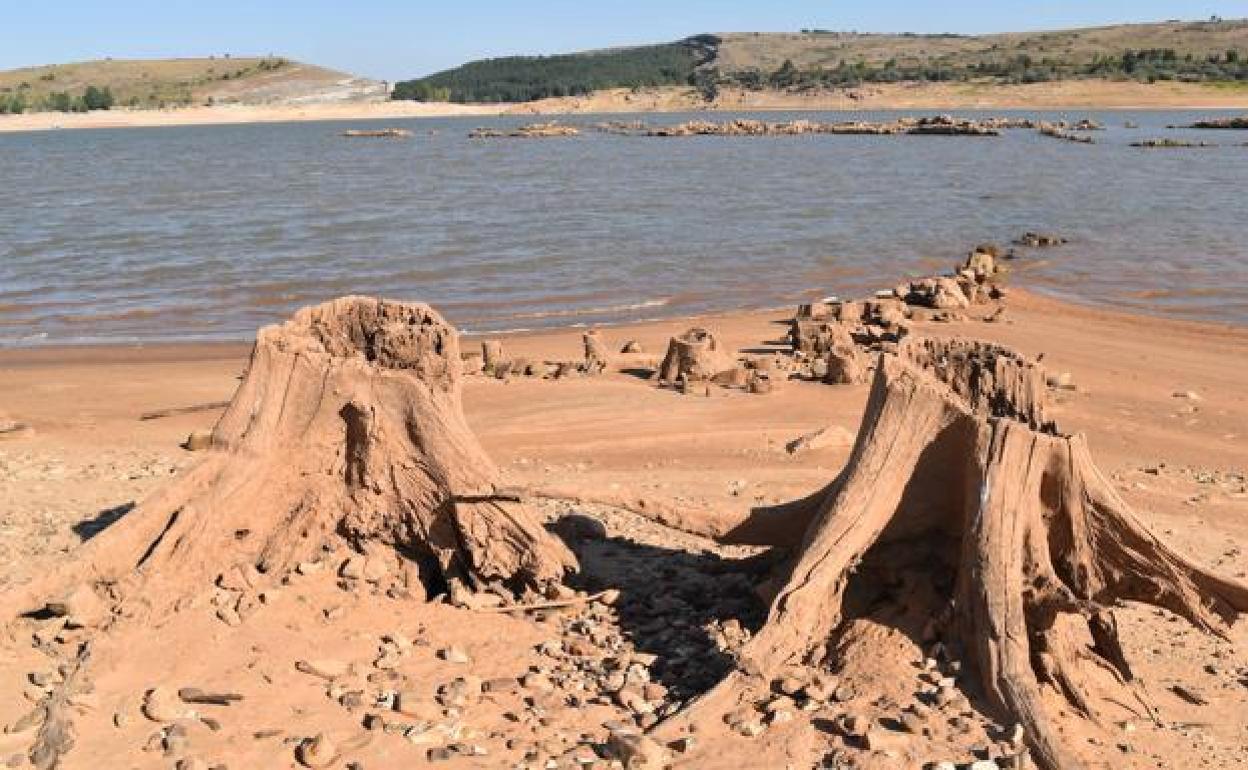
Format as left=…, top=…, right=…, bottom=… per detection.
left=1, top=289, right=1245, bottom=769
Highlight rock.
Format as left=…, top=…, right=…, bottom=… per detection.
left=899, top=711, right=924, bottom=734
left=747, top=372, right=773, bottom=395
left=45, top=584, right=107, bottom=628
left=621, top=341, right=643, bottom=354
left=339, top=551, right=364, bottom=576
left=297, top=734, right=337, bottom=768
left=969, top=761, right=999, bottom=770
left=615, top=688, right=653, bottom=715
left=668, top=736, right=696, bottom=754
left=215, top=605, right=241, bottom=627
left=1046, top=372, right=1074, bottom=390
left=1172, top=390, right=1202, bottom=401
left=863, top=726, right=910, bottom=752
left=175, top=759, right=209, bottom=770
left=183, top=430, right=214, bottom=451
left=295, top=659, right=349, bottom=680
left=357, top=555, right=389, bottom=582
left=1013, top=232, right=1067, bottom=248
left=605, top=730, right=669, bottom=769
left=0, top=414, right=33, bottom=438
left=521, top=672, right=554, bottom=692
left=840, top=713, right=869, bottom=738
left=438, top=646, right=470, bottom=664
left=142, top=687, right=191, bottom=722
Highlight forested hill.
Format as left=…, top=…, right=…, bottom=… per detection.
left=392, top=36, right=719, bottom=102
left=392, top=18, right=1248, bottom=104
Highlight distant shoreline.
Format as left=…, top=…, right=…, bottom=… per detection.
left=1, top=81, right=1245, bottom=134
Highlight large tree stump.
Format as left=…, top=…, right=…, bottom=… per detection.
left=5, top=297, right=575, bottom=619
left=661, top=338, right=1248, bottom=770
left=657, top=327, right=736, bottom=386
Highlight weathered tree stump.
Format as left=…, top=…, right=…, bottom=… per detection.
left=662, top=338, right=1248, bottom=770
left=481, top=339, right=507, bottom=376
left=657, top=328, right=736, bottom=386
left=582, top=329, right=612, bottom=374
left=6, top=298, right=575, bottom=620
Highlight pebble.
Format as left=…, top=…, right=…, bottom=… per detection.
left=183, top=430, right=213, bottom=451
left=295, top=659, right=348, bottom=680
left=438, top=646, right=470, bottom=664
left=605, top=730, right=669, bottom=769
left=296, top=734, right=337, bottom=768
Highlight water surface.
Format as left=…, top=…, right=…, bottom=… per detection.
left=1, top=109, right=1245, bottom=345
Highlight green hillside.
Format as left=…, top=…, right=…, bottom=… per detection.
left=393, top=36, right=719, bottom=103
left=392, top=18, right=1248, bottom=104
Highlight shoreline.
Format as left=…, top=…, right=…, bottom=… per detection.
left=3, top=287, right=1246, bottom=363
left=1, top=80, right=1246, bottom=134
left=3, top=285, right=1246, bottom=357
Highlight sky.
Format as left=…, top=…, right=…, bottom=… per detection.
left=1, top=1, right=1244, bottom=80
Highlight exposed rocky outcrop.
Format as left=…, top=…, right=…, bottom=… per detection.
left=470, top=122, right=580, bottom=138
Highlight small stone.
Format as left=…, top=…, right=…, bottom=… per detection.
left=362, top=557, right=390, bottom=583
left=615, top=688, right=653, bottom=715
left=521, top=672, right=554, bottom=692
left=297, top=734, right=338, bottom=768
left=776, top=676, right=804, bottom=696
left=339, top=557, right=364, bottom=580
left=605, top=731, right=668, bottom=769
left=863, top=726, right=910, bottom=752
left=295, top=659, right=349, bottom=680
left=899, top=711, right=924, bottom=734
left=438, top=646, right=470, bottom=664
left=183, top=430, right=214, bottom=451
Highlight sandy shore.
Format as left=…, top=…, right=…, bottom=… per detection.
left=1, top=290, right=1245, bottom=768
left=2, top=80, right=1245, bottom=134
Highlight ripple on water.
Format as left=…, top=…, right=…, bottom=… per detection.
left=1, top=108, right=1246, bottom=345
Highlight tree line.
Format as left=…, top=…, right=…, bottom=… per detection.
left=392, top=37, right=718, bottom=103
left=0, top=84, right=115, bottom=114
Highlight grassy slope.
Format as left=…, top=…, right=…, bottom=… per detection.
left=712, top=19, right=1248, bottom=73
left=0, top=57, right=382, bottom=110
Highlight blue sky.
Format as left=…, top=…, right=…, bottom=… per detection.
left=2, top=1, right=1243, bottom=80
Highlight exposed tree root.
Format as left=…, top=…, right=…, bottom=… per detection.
left=2, top=298, right=575, bottom=624
left=657, top=338, right=1248, bottom=770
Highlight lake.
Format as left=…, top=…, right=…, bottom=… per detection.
left=1, top=109, right=1245, bottom=345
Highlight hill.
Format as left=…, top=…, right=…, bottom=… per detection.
left=0, top=57, right=385, bottom=114
left=393, top=37, right=718, bottom=103
left=394, top=18, right=1248, bottom=104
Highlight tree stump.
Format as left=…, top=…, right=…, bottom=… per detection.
left=5, top=298, right=575, bottom=619
left=481, top=339, right=507, bottom=376
left=660, top=338, right=1248, bottom=770
left=657, top=328, right=736, bottom=386
left=583, top=329, right=612, bottom=374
